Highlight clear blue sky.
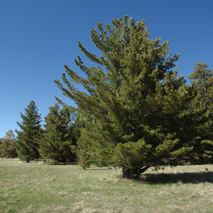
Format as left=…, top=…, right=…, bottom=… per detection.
left=0, top=0, right=213, bottom=138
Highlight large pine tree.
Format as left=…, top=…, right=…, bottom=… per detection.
left=55, top=16, right=208, bottom=179
left=16, top=100, right=42, bottom=162
left=39, top=104, right=76, bottom=163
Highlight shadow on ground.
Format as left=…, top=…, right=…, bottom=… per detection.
left=141, top=172, right=213, bottom=184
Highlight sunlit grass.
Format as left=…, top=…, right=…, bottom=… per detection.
left=0, top=158, right=213, bottom=212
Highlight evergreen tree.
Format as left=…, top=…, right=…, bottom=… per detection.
left=16, top=101, right=42, bottom=162
left=188, top=62, right=213, bottom=110
left=188, top=63, right=213, bottom=163
left=39, top=104, right=76, bottom=163
left=55, top=16, right=208, bottom=179
left=0, top=130, right=17, bottom=158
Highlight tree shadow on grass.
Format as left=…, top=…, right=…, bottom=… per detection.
left=140, top=172, right=213, bottom=184
left=86, top=166, right=112, bottom=170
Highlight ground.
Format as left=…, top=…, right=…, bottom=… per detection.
left=0, top=158, right=213, bottom=212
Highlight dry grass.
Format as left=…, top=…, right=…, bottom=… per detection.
left=0, top=158, right=213, bottom=212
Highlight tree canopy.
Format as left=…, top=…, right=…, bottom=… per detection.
left=188, top=63, right=213, bottom=163
left=188, top=62, right=213, bottom=110
left=54, top=16, right=211, bottom=178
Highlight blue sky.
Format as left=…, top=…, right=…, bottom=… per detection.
left=0, top=0, right=213, bottom=138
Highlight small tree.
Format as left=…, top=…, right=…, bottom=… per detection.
left=5, top=130, right=16, bottom=141
left=39, top=104, right=76, bottom=163
left=56, top=16, right=208, bottom=179
left=0, top=130, right=17, bottom=158
left=16, top=101, right=42, bottom=162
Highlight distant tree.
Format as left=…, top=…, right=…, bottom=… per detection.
left=188, top=62, right=213, bottom=110
left=56, top=16, right=209, bottom=179
left=188, top=63, right=213, bottom=163
left=5, top=130, right=16, bottom=141
left=16, top=101, right=42, bottom=162
left=0, top=130, right=17, bottom=158
left=39, top=104, right=76, bottom=163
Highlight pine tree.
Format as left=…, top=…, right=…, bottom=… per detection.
left=16, top=101, right=42, bottom=162
left=188, top=63, right=213, bottom=163
left=188, top=62, right=213, bottom=110
left=55, top=16, right=208, bottom=179
left=39, top=104, right=76, bottom=163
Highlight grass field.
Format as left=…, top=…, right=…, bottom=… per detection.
left=0, top=158, right=213, bottom=213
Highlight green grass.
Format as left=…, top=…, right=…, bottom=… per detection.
left=0, top=158, right=213, bottom=213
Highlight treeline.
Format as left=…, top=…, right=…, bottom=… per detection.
left=1, top=62, right=212, bottom=172
left=1, top=16, right=212, bottom=179
left=0, top=102, right=80, bottom=163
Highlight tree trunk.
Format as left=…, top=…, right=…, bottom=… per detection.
left=122, top=164, right=150, bottom=179
left=122, top=168, right=141, bottom=179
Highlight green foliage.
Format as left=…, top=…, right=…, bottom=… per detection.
left=0, top=130, right=17, bottom=158
left=77, top=123, right=114, bottom=168
left=113, top=139, right=151, bottom=169
left=39, top=104, right=76, bottom=163
left=16, top=101, right=42, bottom=162
left=188, top=63, right=213, bottom=163
left=56, top=16, right=210, bottom=178
left=188, top=62, right=213, bottom=108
